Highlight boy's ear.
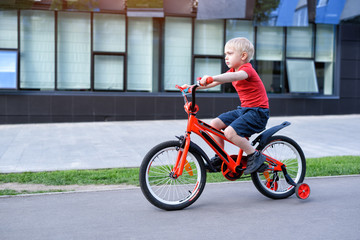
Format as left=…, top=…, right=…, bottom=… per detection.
left=241, top=52, right=248, bottom=61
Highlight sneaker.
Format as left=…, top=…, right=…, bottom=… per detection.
left=243, top=151, right=266, bottom=175
left=257, top=163, right=268, bottom=173
left=210, top=155, right=222, bottom=171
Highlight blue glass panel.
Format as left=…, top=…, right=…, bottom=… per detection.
left=0, top=51, right=17, bottom=89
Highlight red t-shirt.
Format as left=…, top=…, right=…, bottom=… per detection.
left=229, top=63, right=269, bottom=109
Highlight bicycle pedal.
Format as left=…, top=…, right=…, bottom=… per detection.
left=257, top=163, right=268, bottom=173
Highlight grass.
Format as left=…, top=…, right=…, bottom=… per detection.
left=306, top=156, right=360, bottom=177
left=0, top=156, right=359, bottom=195
left=0, top=189, right=67, bottom=196
left=0, top=168, right=140, bottom=186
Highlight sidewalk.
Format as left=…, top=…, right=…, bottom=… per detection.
left=0, top=115, right=359, bottom=173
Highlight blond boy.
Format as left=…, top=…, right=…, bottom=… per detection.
left=185, top=37, right=269, bottom=174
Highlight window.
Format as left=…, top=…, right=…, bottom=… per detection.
left=0, top=10, right=18, bottom=89
left=256, top=26, right=284, bottom=61
left=285, top=25, right=321, bottom=94
left=127, top=17, right=153, bottom=91
left=256, top=26, right=284, bottom=93
left=0, top=50, right=17, bottom=89
left=0, top=10, right=18, bottom=49
left=20, top=10, right=55, bottom=90
left=94, top=55, right=124, bottom=90
left=194, top=19, right=224, bottom=91
left=226, top=20, right=254, bottom=43
left=194, top=19, right=224, bottom=56
left=257, top=61, right=282, bottom=93
left=93, top=13, right=126, bottom=52
left=93, top=13, right=126, bottom=91
left=286, top=26, right=314, bottom=58
left=57, top=12, right=91, bottom=90
left=315, top=24, right=335, bottom=95
left=164, top=17, right=192, bottom=91
left=194, top=58, right=222, bottom=91
left=287, top=59, right=318, bottom=93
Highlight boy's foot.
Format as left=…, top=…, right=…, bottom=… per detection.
left=244, top=151, right=266, bottom=175
left=257, top=163, right=268, bottom=173
left=210, top=155, right=222, bottom=171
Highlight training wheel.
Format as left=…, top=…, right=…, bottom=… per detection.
left=295, top=183, right=310, bottom=199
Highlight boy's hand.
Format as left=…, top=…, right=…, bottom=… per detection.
left=181, top=84, right=191, bottom=89
left=199, top=75, right=213, bottom=86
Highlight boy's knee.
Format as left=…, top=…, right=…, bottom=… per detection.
left=224, top=127, right=237, bottom=140
left=224, top=127, right=247, bottom=142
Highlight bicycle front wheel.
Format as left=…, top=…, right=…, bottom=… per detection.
left=139, top=140, right=206, bottom=210
left=252, top=135, right=306, bottom=199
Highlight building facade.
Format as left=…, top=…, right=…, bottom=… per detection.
left=0, top=0, right=359, bottom=123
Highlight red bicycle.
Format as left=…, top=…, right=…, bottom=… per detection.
left=139, top=79, right=310, bottom=210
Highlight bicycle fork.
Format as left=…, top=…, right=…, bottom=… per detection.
left=172, top=134, right=191, bottom=178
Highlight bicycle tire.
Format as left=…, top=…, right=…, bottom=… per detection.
left=139, top=140, right=207, bottom=210
left=251, top=135, right=306, bottom=199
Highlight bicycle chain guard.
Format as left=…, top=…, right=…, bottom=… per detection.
left=221, top=155, right=246, bottom=181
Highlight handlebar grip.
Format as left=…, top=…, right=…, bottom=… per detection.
left=197, top=76, right=213, bottom=86
left=205, top=76, right=213, bottom=84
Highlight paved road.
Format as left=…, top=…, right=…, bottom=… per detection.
left=1, top=114, right=360, bottom=173
left=1, top=175, right=359, bottom=240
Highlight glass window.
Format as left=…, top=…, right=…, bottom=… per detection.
left=316, top=24, right=335, bottom=95
left=57, top=12, right=91, bottom=90
left=0, top=10, right=18, bottom=48
left=127, top=18, right=153, bottom=91
left=194, top=19, right=224, bottom=55
left=256, top=26, right=284, bottom=94
left=226, top=20, right=254, bottom=43
left=257, top=61, right=283, bottom=93
left=94, top=55, right=124, bottom=90
left=0, top=50, right=17, bottom=89
left=287, top=59, right=318, bottom=93
left=315, top=24, right=334, bottom=62
left=286, top=26, right=314, bottom=58
left=256, top=26, right=284, bottom=61
left=164, top=17, right=192, bottom=91
left=93, top=13, right=126, bottom=52
left=20, top=10, right=55, bottom=90
left=194, top=58, right=222, bottom=92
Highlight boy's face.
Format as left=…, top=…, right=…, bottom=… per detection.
left=224, top=46, right=247, bottom=71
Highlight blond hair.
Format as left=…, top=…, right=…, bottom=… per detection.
left=225, top=37, right=254, bottom=63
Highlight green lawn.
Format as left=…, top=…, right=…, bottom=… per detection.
left=0, top=156, right=359, bottom=195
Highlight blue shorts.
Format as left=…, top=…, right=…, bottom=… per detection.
left=218, top=107, right=269, bottom=137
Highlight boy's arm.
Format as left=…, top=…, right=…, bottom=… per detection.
left=199, top=71, right=248, bottom=88
left=213, top=71, right=248, bottom=83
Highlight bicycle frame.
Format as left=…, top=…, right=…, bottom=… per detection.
left=173, top=84, right=285, bottom=179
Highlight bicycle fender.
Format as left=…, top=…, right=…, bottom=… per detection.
left=252, top=121, right=291, bottom=150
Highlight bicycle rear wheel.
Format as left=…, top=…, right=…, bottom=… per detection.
left=252, top=135, right=306, bottom=199
left=139, top=140, right=206, bottom=210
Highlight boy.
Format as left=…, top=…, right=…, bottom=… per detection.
left=184, top=37, right=269, bottom=174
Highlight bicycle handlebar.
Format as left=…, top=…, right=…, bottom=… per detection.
left=175, top=77, right=214, bottom=113
left=175, top=76, right=214, bottom=93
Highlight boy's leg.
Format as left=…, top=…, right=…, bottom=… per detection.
left=208, top=118, right=227, bottom=171
left=224, top=126, right=266, bottom=175
left=210, top=118, right=227, bottom=148
left=224, top=126, right=254, bottom=155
